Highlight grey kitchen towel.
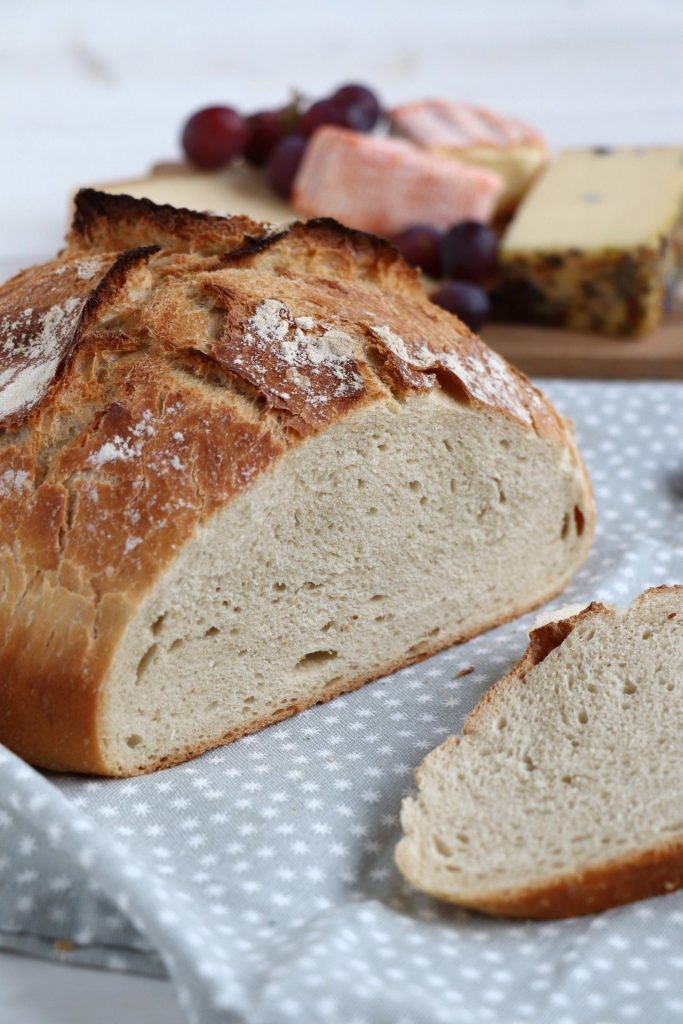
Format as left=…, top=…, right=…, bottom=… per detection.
left=1, top=380, right=683, bottom=1024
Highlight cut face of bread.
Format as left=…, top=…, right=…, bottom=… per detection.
left=397, top=587, right=683, bottom=918
left=104, top=390, right=589, bottom=775
left=0, top=191, right=593, bottom=776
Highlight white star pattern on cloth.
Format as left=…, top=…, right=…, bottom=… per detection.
left=1, top=382, right=683, bottom=1023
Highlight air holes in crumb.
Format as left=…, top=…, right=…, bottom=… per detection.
left=136, top=644, right=158, bottom=683
left=419, top=495, right=427, bottom=506
left=151, top=613, right=166, bottom=637
left=273, top=583, right=287, bottom=592
left=450, top=480, right=456, bottom=494
left=433, top=835, right=453, bottom=858
left=578, top=709, right=589, bottom=725
left=409, top=480, right=421, bottom=493
left=169, top=638, right=184, bottom=652
left=378, top=443, right=388, bottom=452
left=126, top=734, right=143, bottom=749
left=523, top=754, right=536, bottom=771
left=368, top=507, right=378, bottom=516
left=321, top=620, right=336, bottom=633
left=443, top=439, right=453, bottom=453
left=496, top=716, right=507, bottom=731
left=561, top=513, right=570, bottom=540
left=204, top=626, right=220, bottom=638
left=357, top=478, right=366, bottom=490
left=370, top=594, right=385, bottom=602
left=574, top=505, right=586, bottom=536
left=642, top=628, right=653, bottom=640
left=295, top=650, right=338, bottom=671
left=623, top=681, right=638, bottom=695
left=428, top=627, right=440, bottom=637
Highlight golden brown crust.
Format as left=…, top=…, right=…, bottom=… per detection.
left=466, top=840, right=683, bottom=918
left=66, top=188, right=266, bottom=256
left=0, top=191, right=592, bottom=774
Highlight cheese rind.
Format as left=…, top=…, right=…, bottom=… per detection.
left=291, top=127, right=503, bottom=235
left=497, top=148, right=683, bottom=337
left=390, top=100, right=547, bottom=217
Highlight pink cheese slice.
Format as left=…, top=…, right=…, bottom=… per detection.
left=291, top=127, right=503, bottom=236
left=390, top=100, right=546, bottom=151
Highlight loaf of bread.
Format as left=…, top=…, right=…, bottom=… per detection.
left=396, top=587, right=683, bottom=918
left=0, top=190, right=593, bottom=776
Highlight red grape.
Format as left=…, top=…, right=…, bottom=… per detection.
left=181, top=106, right=248, bottom=170
left=441, top=221, right=499, bottom=284
left=266, top=135, right=308, bottom=199
left=392, top=225, right=443, bottom=278
left=431, top=281, right=491, bottom=331
left=300, top=98, right=368, bottom=137
left=244, top=110, right=288, bottom=166
left=332, top=83, right=382, bottom=130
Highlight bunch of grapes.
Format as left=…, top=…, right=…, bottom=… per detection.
left=181, top=84, right=382, bottom=199
left=392, top=222, right=499, bottom=331
left=181, top=86, right=497, bottom=333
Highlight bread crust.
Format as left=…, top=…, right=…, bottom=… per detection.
left=0, top=190, right=594, bottom=775
left=398, top=586, right=683, bottom=918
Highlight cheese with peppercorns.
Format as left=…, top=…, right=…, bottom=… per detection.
left=495, top=148, right=683, bottom=337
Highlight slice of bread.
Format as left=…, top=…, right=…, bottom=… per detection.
left=396, top=586, right=683, bottom=918
left=0, top=191, right=593, bottom=776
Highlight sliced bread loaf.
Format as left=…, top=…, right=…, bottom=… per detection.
left=397, top=586, right=683, bottom=918
left=0, top=191, right=593, bottom=776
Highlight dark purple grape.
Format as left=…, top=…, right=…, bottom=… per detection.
left=244, top=110, right=288, bottom=166
left=181, top=106, right=248, bottom=170
left=441, top=221, right=499, bottom=284
left=431, top=281, right=491, bottom=331
left=331, top=83, right=382, bottom=131
left=266, top=135, right=308, bottom=199
left=300, top=98, right=368, bottom=137
left=392, top=225, right=443, bottom=278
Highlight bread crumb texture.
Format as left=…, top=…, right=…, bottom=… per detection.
left=397, top=586, right=683, bottom=918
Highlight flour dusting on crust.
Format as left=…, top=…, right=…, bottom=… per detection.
left=0, top=297, right=84, bottom=421
left=219, top=299, right=366, bottom=418
left=0, top=468, right=30, bottom=497
left=369, top=322, right=534, bottom=425
left=247, top=299, right=364, bottom=404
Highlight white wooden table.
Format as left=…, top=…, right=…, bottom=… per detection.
left=2, top=0, right=683, bottom=1019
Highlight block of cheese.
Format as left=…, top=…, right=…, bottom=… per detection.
left=496, top=148, right=683, bottom=337
left=291, top=127, right=503, bottom=236
left=390, top=100, right=547, bottom=216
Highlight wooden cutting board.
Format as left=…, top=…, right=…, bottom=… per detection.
left=95, top=164, right=683, bottom=380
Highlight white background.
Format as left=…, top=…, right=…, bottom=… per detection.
left=1, top=0, right=682, bottom=1020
